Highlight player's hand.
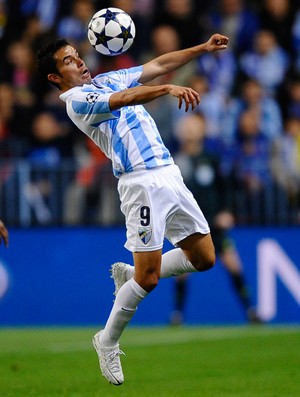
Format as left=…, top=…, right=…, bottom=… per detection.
left=0, top=220, right=9, bottom=248
left=205, top=34, right=229, bottom=52
left=168, top=85, right=200, bottom=112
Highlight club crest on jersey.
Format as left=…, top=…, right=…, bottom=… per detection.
left=138, top=227, right=152, bottom=245
left=86, top=92, right=99, bottom=104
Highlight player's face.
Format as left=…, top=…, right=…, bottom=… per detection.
left=50, top=45, right=92, bottom=90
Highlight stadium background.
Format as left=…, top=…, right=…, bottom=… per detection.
left=0, top=0, right=300, bottom=326
left=0, top=226, right=299, bottom=325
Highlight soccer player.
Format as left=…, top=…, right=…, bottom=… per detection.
left=37, top=33, right=229, bottom=385
left=0, top=220, right=9, bottom=248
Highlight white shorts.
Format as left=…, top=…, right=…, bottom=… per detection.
left=118, top=164, right=210, bottom=252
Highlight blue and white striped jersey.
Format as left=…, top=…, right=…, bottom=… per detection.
left=59, top=65, right=173, bottom=177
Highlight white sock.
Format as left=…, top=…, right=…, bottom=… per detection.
left=100, top=278, right=148, bottom=347
left=121, top=248, right=196, bottom=283
left=160, top=248, right=197, bottom=277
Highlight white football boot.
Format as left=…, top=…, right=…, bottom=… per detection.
left=92, top=330, right=125, bottom=385
left=110, top=262, right=133, bottom=297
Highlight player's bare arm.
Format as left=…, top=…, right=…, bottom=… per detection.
left=139, top=33, right=229, bottom=84
left=109, top=84, right=200, bottom=112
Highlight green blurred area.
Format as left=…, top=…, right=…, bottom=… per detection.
left=0, top=326, right=299, bottom=397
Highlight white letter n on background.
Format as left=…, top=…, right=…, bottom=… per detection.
left=257, top=239, right=300, bottom=321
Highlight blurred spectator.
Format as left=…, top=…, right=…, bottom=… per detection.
left=292, top=8, right=300, bottom=74
left=56, top=0, right=99, bottom=75
left=109, top=0, right=152, bottom=59
left=0, top=80, right=26, bottom=152
left=0, top=82, right=22, bottom=208
left=0, top=83, right=14, bottom=145
left=20, top=0, right=59, bottom=31
left=57, top=0, right=94, bottom=46
left=63, top=137, right=121, bottom=226
left=0, top=1, right=300, bottom=226
left=285, top=78, right=300, bottom=119
left=228, top=108, right=283, bottom=224
left=23, top=111, right=75, bottom=225
left=179, top=73, right=228, bottom=140
left=259, top=0, right=297, bottom=57
left=196, top=45, right=237, bottom=96
left=3, top=40, right=36, bottom=106
left=225, top=78, right=283, bottom=143
left=0, top=1, right=33, bottom=52
left=239, top=29, right=290, bottom=96
left=205, top=0, right=260, bottom=54
left=132, top=0, right=155, bottom=16
left=0, top=0, right=7, bottom=40
left=170, top=113, right=262, bottom=325
left=27, top=111, right=74, bottom=162
left=154, top=0, right=205, bottom=48
left=22, top=13, right=57, bottom=51
left=232, top=109, right=272, bottom=190
left=271, top=117, right=300, bottom=222
left=174, top=113, right=225, bottom=221
left=141, top=24, right=197, bottom=151
left=140, top=24, right=196, bottom=85
left=1, top=40, right=38, bottom=138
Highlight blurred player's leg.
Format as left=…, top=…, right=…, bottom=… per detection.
left=170, top=274, right=188, bottom=325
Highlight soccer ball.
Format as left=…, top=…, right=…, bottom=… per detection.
left=87, top=7, right=135, bottom=56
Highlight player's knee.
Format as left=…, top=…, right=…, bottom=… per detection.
left=193, top=250, right=216, bottom=272
left=137, top=272, right=160, bottom=292
left=203, top=252, right=216, bottom=270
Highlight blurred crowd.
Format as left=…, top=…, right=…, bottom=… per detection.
left=1, top=0, right=300, bottom=226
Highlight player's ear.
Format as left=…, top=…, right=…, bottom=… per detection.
left=48, top=73, right=62, bottom=85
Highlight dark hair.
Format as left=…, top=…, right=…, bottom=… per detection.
left=37, top=38, right=70, bottom=88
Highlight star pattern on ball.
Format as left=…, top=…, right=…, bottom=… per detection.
left=103, top=9, right=120, bottom=24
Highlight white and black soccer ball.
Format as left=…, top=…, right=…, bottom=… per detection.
left=87, top=7, right=135, bottom=56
